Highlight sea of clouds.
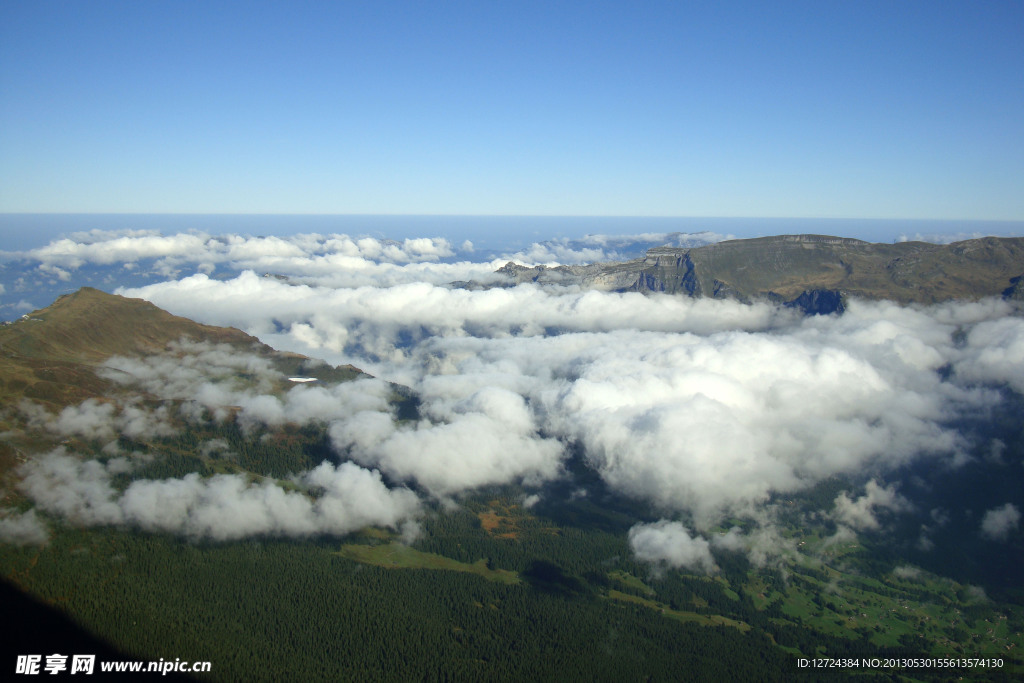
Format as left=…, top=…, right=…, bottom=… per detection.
left=3, top=230, right=1022, bottom=573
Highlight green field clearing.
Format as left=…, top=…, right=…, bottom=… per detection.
left=746, top=555, right=1024, bottom=656
left=335, top=542, right=521, bottom=585
left=606, top=588, right=751, bottom=632
left=608, top=570, right=655, bottom=595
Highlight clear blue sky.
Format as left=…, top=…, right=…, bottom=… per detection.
left=1, top=0, right=1022, bottom=219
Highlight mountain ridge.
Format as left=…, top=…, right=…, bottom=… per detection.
left=0, top=287, right=362, bottom=410
left=493, top=234, right=1024, bottom=312
left=1, top=287, right=264, bottom=364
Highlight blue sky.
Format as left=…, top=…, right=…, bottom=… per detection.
left=1, top=1, right=1022, bottom=219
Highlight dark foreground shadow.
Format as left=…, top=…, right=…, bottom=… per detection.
left=0, top=580, right=195, bottom=679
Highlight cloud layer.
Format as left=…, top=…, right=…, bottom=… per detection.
left=18, top=449, right=420, bottom=542
left=115, top=274, right=1023, bottom=543
left=5, top=229, right=1024, bottom=562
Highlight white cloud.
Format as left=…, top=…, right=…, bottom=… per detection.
left=198, top=439, right=233, bottom=459
left=0, top=508, right=49, bottom=546
left=980, top=503, right=1020, bottom=541
left=329, top=386, right=564, bottom=497
left=966, top=585, right=990, bottom=602
left=108, top=268, right=1023, bottom=529
left=119, top=271, right=795, bottom=368
left=954, top=316, right=1024, bottom=394
left=18, top=450, right=125, bottom=525
left=711, top=525, right=797, bottom=567
left=892, top=565, right=922, bottom=580
left=896, top=232, right=991, bottom=244
left=37, top=398, right=176, bottom=442
left=30, top=232, right=211, bottom=269
left=628, top=520, right=718, bottom=574
left=38, top=263, right=71, bottom=281
left=13, top=229, right=728, bottom=281
left=506, top=231, right=731, bottom=265
left=100, top=341, right=396, bottom=432
left=823, top=525, right=858, bottom=548
left=18, top=449, right=421, bottom=542
left=527, top=322, right=962, bottom=525
left=17, top=231, right=465, bottom=281
left=832, top=480, right=911, bottom=531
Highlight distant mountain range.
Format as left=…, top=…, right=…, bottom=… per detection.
left=490, top=234, right=1024, bottom=314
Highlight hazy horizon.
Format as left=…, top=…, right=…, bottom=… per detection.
left=4, top=213, right=1024, bottom=253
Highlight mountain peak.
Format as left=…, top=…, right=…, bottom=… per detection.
left=6, top=287, right=259, bottom=364
left=0, top=288, right=366, bottom=411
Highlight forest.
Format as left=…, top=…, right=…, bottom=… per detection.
left=1, top=317, right=1022, bottom=682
